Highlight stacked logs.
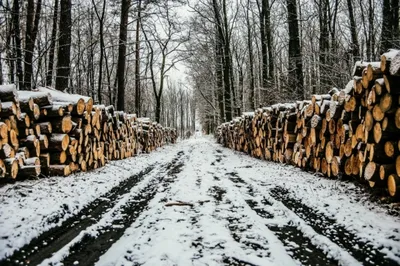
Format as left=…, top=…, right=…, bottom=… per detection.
left=217, top=49, right=400, bottom=199
left=0, top=85, right=177, bottom=181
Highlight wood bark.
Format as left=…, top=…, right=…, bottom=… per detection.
left=286, top=0, right=304, bottom=99
left=23, top=0, right=42, bottom=90
left=12, top=0, right=23, bottom=89
left=55, top=0, right=72, bottom=91
left=116, top=0, right=131, bottom=111
left=46, top=0, right=59, bottom=86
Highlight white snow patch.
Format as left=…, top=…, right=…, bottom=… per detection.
left=0, top=143, right=181, bottom=260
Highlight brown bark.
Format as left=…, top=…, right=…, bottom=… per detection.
left=55, top=0, right=72, bottom=91
left=116, top=0, right=131, bottom=111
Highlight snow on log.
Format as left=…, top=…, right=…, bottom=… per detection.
left=216, top=53, right=400, bottom=199
left=0, top=86, right=177, bottom=181
left=381, top=49, right=400, bottom=73
left=0, top=84, right=18, bottom=102
left=37, top=87, right=93, bottom=113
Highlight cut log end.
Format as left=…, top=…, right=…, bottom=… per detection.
left=388, top=174, right=400, bottom=198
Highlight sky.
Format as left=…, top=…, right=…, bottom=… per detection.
left=163, top=1, right=193, bottom=90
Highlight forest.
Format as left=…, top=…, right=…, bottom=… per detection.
left=0, top=0, right=399, bottom=136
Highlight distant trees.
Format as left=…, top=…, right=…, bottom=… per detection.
left=381, top=0, right=400, bottom=53
left=0, top=0, right=194, bottom=137
left=186, top=0, right=400, bottom=132
left=0, top=0, right=398, bottom=135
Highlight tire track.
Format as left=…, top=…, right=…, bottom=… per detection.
left=60, top=152, right=185, bottom=266
left=0, top=151, right=184, bottom=266
left=245, top=198, right=337, bottom=266
left=270, top=186, right=398, bottom=266
left=0, top=166, right=155, bottom=266
left=208, top=184, right=271, bottom=266
left=228, top=173, right=338, bottom=266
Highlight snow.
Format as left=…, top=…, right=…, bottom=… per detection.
left=37, top=86, right=91, bottom=103
left=96, top=138, right=400, bottom=265
left=1, top=136, right=399, bottom=265
left=0, top=143, right=182, bottom=260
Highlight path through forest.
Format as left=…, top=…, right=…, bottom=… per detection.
left=0, top=137, right=399, bottom=266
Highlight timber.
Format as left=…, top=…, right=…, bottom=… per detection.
left=0, top=85, right=177, bottom=182
left=217, top=55, right=400, bottom=199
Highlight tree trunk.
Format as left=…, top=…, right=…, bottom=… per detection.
left=24, top=0, right=42, bottom=90
left=12, top=0, right=23, bottom=89
left=135, top=0, right=142, bottom=116
left=381, top=0, right=392, bottom=54
left=46, top=0, right=59, bottom=87
left=212, top=0, right=231, bottom=121
left=347, top=0, right=359, bottom=57
left=24, top=0, right=34, bottom=89
left=392, top=0, right=400, bottom=48
left=221, top=0, right=232, bottom=121
left=55, top=0, right=72, bottom=91
left=319, top=0, right=329, bottom=92
left=259, top=0, right=267, bottom=91
left=155, top=96, right=161, bottom=124
left=265, top=0, right=274, bottom=83
left=368, top=0, right=375, bottom=60
left=0, top=48, right=3, bottom=85
left=92, top=0, right=106, bottom=104
left=216, top=29, right=225, bottom=124
left=286, top=0, right=304, bottom=100
left=116, top=0, right=131, bottom=111
left=5, top=0, right=14, bottom=84
left=246, top=0, right=255, bottom=110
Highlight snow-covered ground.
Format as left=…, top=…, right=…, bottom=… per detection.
left=1, top=137, right=399, bottom=266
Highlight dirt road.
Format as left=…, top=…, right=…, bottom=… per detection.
left=1, top=137, right=399, bottom=265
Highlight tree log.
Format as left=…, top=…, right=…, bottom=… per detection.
left=388, top=174, right=400, bottom=198
left=48, top=164, right=71, bottom=177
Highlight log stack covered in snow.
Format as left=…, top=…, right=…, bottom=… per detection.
left=217, top=49, right=400, bottom=199
left=0, top=85, right=177, bottom=180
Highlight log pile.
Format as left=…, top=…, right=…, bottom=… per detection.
left=0, top=85, right=177, bottom=181
left=217, top=49, right=400, bottom=199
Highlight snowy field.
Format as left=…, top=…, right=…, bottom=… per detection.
left=0, top=136, right=399, bottom=266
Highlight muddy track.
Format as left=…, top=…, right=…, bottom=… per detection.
left=245, top=198, right=337, bottom=266
left=270, top=186, right=397, bottom=266
left=0, top=151, right=185, bottom=266
left=209, top=183, right=271, bottom=266
left=61, top=152, right=185, bottom=266
left=228, top=173, right=338, bottom=266
left=222, top=256, right=258, bottom=266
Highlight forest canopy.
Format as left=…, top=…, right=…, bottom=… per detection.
left=0, top=0, right=399, bottom=135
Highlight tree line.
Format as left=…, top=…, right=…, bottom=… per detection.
left=186, top=0, right=400, bottom=133
left=0, top=0, right=195, bottom=137
left=1, top=0, right=399, bottom=136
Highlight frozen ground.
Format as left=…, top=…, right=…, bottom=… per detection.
left=0, top=137, right=399, bottom=266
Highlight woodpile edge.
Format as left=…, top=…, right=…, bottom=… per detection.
left=0, top=85, right=177, bottom=182
left=216, top=49, right=400, bottom=199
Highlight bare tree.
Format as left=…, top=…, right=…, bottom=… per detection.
left=244, top=0, right=255, bottom=110
left=142, top=1, right=188, bottom=122
left=135, top=0, right=142, bottom=116
left=92, top=0, right=107, bottom=103
left=257, top=0, right=274, bottom=104
left=55, top=0, right=72, bottom=91
left=46, top=0, right=59, bottom=87
left=286, top=0, right=303, bottom=99
left=11, top=0, right=23, bottom=89
left=116, top=0, right=131, bottom=110
left=347, top=0, right=360, bottom=58
left=24, top=0, right=42, bottom=90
